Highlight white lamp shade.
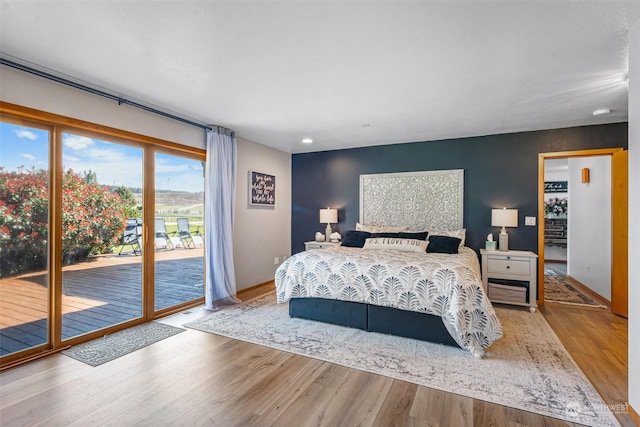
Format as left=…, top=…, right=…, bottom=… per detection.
left=319, top=208, right=338, bottom=224
left=491, top=208, right=518, bottom=228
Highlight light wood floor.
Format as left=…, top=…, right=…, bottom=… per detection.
left=0, top=287, right=633, bottom=426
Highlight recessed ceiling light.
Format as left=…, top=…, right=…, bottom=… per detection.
left=592, top=109, right=611, bottom=116
left=302, top=138, right=313, bottom=144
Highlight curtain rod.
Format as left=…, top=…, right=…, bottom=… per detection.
left=0, top=56, right=216, bottom=132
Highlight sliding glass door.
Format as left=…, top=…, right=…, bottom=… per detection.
left=0, top=105, right=206, bottom=366
left=154, top=152, right=204, bottom=311
left=0, top=121, right=51, bottom=357
left=61, top=132, right=144, bottom=340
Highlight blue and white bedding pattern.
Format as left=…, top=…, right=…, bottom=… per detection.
left=275, top=246, right=503, bottom=358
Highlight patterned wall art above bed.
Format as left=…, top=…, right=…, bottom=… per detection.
left=359, top=169, right=464, bottom=231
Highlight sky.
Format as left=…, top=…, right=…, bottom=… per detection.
left=0, top=122, right=204, bottom=192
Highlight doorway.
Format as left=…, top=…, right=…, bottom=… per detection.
left=538, top=148, right=627, bottom=318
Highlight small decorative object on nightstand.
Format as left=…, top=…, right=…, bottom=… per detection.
left=485, top=233, right=497, bottom=251
left=480, top=249, right=538, bottom=313
left=304, top=241, right=341, bottom=251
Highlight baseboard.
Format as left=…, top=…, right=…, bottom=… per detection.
left=238, top=280, right=274, bottom=300
left=565, top=275, right=611, bottom=308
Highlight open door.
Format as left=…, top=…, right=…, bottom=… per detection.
left=611, top=150, right=628, bottom=318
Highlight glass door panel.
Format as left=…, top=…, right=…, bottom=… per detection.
left=61, top=133, right=143, bottom=340
left=154, top=153, right=204, bottom=311
left=0, top=122, right=50, bottom=356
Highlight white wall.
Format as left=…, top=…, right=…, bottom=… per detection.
left=567, top=156, right=611, bottom=300
left=627, top=2, right=640, bottom=417
left=0, top=66, right=292, bottom=292
left=0, top=66, right=204, bottom=148
left=234, top=137, right=291, bottom=291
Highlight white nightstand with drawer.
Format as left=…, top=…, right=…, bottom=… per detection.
left=304, top=241, right=341, bottom=250
left=480, top=249, right=538, bottom=313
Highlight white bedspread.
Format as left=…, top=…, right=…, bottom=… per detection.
left=275, top=246, right=503, bottom=358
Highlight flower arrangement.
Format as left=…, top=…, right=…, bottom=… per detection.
left=545, top=197, right=568, bottom=217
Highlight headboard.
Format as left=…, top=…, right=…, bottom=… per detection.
left=359, top=169, right=464, bottom=231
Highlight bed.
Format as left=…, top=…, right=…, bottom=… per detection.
left=275, top=170, right=503, bottom=358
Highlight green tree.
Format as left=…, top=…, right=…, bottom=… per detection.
left=113, top=185, right=139, bottom=218
left=83, top=170, right=97, bottom=184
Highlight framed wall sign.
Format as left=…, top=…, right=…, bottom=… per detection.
left=544, top=181, right=568, bottom=193
left=249, top=170, right=276, bottom=206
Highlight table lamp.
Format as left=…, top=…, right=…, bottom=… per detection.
left=319, top=208, right=338, bottom=242
left=491, top=208, right=518, bottom=251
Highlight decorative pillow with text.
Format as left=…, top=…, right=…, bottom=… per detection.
left=362, top=237, right=429, bottom=253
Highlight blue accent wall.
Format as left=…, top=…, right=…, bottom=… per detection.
left=291, top=123, right=628, bottom=254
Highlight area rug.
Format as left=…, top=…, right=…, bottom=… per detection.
left=544, top=270, right=607, bottom=308
left=62, top=322, right=185, bottom=367
left=184, top=295, right=619, bottom=427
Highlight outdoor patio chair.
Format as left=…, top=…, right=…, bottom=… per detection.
left=155, top=218, right=174, bottom=250
left=176, top=217, right=196, bottom=249
left=119, top=218, right=142, bottom=255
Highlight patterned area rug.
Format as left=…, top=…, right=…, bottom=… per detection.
left=62, top=322, right=185, bottom=366
left=184, top=295, right=619, bottom=427
left=544, top=270, right=607, bottom=308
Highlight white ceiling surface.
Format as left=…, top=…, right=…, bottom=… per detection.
left=0, top=1, right=633, bottom=153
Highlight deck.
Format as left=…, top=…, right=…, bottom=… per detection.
left=0, top=248, right=204, bottom=356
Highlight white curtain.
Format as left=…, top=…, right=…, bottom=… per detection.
left=204, top=127, right=240, bottom=309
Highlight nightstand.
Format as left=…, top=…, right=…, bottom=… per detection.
left=480, top=249, right=538, bottom=313
left=304, top=241, right=341, bottom=250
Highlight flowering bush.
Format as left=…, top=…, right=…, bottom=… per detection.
left=0, top=169, right=49, bottom=277
left=545, top=197, right=568, bottom=217
left=0, top=168, right=129, bottom=277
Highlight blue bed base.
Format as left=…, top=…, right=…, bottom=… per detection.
left=289, top=297, right=460, bottom=348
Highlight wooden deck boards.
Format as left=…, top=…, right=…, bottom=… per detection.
left=0, top=248, right=204, bottom=356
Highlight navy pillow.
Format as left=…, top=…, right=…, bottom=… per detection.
left=341, top=230, right=371, bottom=248
left=427, top=235, right=461, bottom=254
left=398, top=231, right=429, bottom=240
left=370, top=232, right=399, bottom=238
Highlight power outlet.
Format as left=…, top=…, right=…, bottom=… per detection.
left=282, top=255, right=287, bottom=262
left=274, top=257, right=280, bottom=265
left=525, top=216, right=536, bottom=226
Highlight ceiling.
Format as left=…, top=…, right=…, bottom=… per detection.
left=0, top=1, right=633, bottom=153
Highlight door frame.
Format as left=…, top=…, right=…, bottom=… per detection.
left=537, top=147, right=624, bottom=305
